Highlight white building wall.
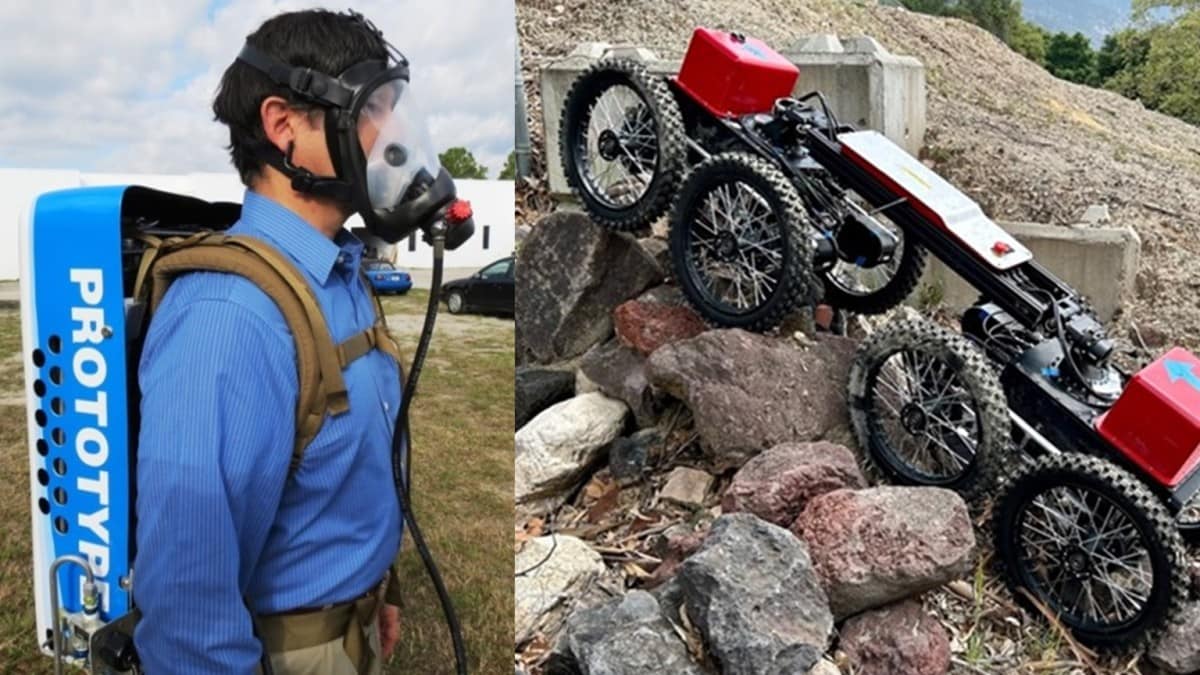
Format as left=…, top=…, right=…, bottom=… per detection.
left=0, top=168, right=514, bottom=278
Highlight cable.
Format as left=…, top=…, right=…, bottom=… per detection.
left=390, top=227, right=468, bottom=675
left=515, top=533, right=559, bottom=578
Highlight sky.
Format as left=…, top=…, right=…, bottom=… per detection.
left=0, top=0, right=515, bottom=178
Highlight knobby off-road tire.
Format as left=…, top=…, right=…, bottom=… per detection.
left=559, top=58, right=686, bottom=231
left=668, top=153, right=821, bottom=332
left=847, top=317, right=1013, bottom=502
left=993, top=453, right=1187, bottom=651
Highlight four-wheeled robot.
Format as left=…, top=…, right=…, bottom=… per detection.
left=559, top=27, right=1200, bottom=649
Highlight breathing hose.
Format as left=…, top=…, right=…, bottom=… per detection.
left=391, top=221, right=469, bottom=675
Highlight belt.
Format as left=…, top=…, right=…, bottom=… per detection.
left=255, top=574, right=388, bottom=674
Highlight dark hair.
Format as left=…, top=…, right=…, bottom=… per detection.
left=212, top=9, right=388, bottom=186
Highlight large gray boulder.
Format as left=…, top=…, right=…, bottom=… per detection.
left=516, top=366, right=575, bottom=430
left=1150, top=601, right=1200, bottom=674
left=722, top=441, right=867, bottom=527
left=839, top=600, right=951, bottom=675
left=515, top=393, right=628, bottom=516
left=678, top=513, right=833, bottom=675
left=558, top=591, right=705, bottom=675
left=515, top=535, right=605, bottom=646
left=579, top=339, right=660, bottom=428
left=792, top=487, right=975, bottom=619
left=517, top=211, right=662, bottom=365
left=647, top=330, right=857, bottom=470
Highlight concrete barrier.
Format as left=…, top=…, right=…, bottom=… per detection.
left=913, top=222, right=1141, bottom=322
left=540, top=35, right=927, bottom=197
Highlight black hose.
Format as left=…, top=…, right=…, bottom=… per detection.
left=391, top=233, right=469, bottom=675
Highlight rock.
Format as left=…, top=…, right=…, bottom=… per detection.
left=839, top=600, right=951, bottom=675
left=722, top=442, right=867, bottom=527
left=515, top=535, right=605, bottom=645
left=613, top=300, right=707, bottom=356
left=517, top=212, right=662, bottom=364
left=792, top=487, right=975, bottom=619
left=1150, top=601, right=1200, bottom=674
left=646, top=521, right=710, bottom=588
left=1080, top=203, right=1112, bottom=225
left=515, top=366, right=575, bottom=430
left=636, top=284, right=687, bottom=307
left=660, top=467, right=714, bottom=508
left=575, top=367, right=601, bottom=394
left=579, top=339, right=660, bottom=428
left=679, top=513, right=833, bottom=675
left=807, top=659, right=841, bottom=675
left=559, top=590, right=705, bottom=675
left=515, top=393, right=628, bottom=515
left=637, top=237, right=672, bottom=275
left=647, top=330, right=857, bottom=470
left=609, top=428, right=661, bottom=484
left=516, top=224, right=533, bottom=246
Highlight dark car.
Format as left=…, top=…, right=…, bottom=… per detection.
left=364, top=260, right=413, bottom=294
left=442, top=257, right=514, bottom=316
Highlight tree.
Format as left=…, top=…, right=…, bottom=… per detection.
left=1097, top=28, right=1154, bottom=97
left=956, top=0, right=1023, bottom=43
left=1134, top=0, right=1200, bottom=19
left=1132, top=10, right=1200, bottom=124
left=438, top=146, right=488, bottom=179
left=1010, top=18, right=1050, bottom=65
left=1045, top=32, right=1098, bottom=85
left=499, top=150, right=517, bottom=180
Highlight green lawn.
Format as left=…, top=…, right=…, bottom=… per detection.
left=0, top=294, right=513, bottom=674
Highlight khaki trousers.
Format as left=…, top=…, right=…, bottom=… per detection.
left=261, top=620, right=382, bottom=675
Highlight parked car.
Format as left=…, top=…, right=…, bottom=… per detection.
left=364, top=260, right=413, bottom=294
left=442, top=256, right=514, bottom=316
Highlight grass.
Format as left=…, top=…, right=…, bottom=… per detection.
left=0, top=293, right=513, bottom=674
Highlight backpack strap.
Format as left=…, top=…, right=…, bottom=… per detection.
left=357, top=270, right=404, bottom=367
left=146, top=232, right=349, bottom=477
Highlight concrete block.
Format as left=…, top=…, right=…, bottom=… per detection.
left=784, top=35, right=926, bottom=156
left=912, top=222, right=1141, bottom=322
left=541, top=35, right=927, bottom=196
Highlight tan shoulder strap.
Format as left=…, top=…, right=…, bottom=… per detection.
left=147, top=233, right=346, bottom=477
left=357, top=270, right=405, bottom=366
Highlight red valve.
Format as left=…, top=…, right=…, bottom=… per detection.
left=446, top=199, right=472, bottom=225
left=992, top=241, right=1013, bottom=256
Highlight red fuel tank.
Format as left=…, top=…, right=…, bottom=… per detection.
left=674, top=27, right=799, bottom=118
left=1096, top=347, right=1200, bottom=487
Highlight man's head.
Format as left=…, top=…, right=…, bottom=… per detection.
left=212, top=10, right=388, bottom=230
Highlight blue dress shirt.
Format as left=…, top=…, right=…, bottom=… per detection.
left=133, top=190, right=402, bottom=674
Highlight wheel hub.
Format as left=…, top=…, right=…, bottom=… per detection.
left=900, top=402, right=928, bottom=434
left=715, top=231, right=739, bottom=262
left=597, top=129, right=623, bottom=161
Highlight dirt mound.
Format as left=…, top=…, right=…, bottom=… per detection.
left=517, top=0, right=1200, bottom=352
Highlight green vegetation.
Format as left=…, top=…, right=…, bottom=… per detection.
left=438, top=146, right=489, bottom=180
left=900, top=0, right=1200, bottom=127
left=499, top=150, right=518, bottom=180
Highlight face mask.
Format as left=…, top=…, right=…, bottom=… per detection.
left=234, top=14, right=461, bottom=244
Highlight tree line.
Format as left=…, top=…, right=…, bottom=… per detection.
left=898, top=0, right=1200, bottom=126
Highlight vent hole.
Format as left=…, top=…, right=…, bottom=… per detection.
left=49, top=367, right=61, bottom=385
left=36, top=439, right=48, bottom=456
left=54, top=516, right=68, bottom=534
left=52, top=457, right=66, bottom=476
left=32, top=349, right=45, bottom=367
left=37, top=468, right=48, bottom=486
left=38, top=498, right=50, bottom=515
left=51, top=428, right=64, bottom=446
left=33, top=380, right=46, bottom=397
left=48, top=335, right=61, bottom=354
left=53, top=487, right=67, bottom=505
left=50, top=398, right=63, bottom=415
left=34, top=410, right=46, bottom=427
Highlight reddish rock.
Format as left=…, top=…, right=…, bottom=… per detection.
left=840, top=600, right=950, bottom=675
left=647, top=330, right=857, bottom=470
left=792, top=487, right=975, bottom=619
left=722, top=442, right=867, bottom=527
left=613, top=300, right=707, bottom=356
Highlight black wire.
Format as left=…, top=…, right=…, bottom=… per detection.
left=515, top=533, right=559, bottom=578
left=391, top=240, right=468, bottom=675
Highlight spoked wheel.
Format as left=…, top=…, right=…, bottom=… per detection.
left=847, top=318, right=1012, bottom=500
left=994, top=453, right=1187, bottom=650
left=804, top=178, right=927, bottom=314
left=559, top=58, right=686, bottom=231
left=668, top=153, right=820, bottom=332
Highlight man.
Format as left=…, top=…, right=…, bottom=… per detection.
left=134, top=10, right=413, bottom=674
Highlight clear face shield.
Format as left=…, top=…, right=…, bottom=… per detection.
left=357, top=77, right=442, bottom=211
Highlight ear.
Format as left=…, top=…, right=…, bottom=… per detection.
left=260, top=95, right=297, bottom=153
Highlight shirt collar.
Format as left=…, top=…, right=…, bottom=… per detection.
left=235, top=190, right=364, bottom=285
